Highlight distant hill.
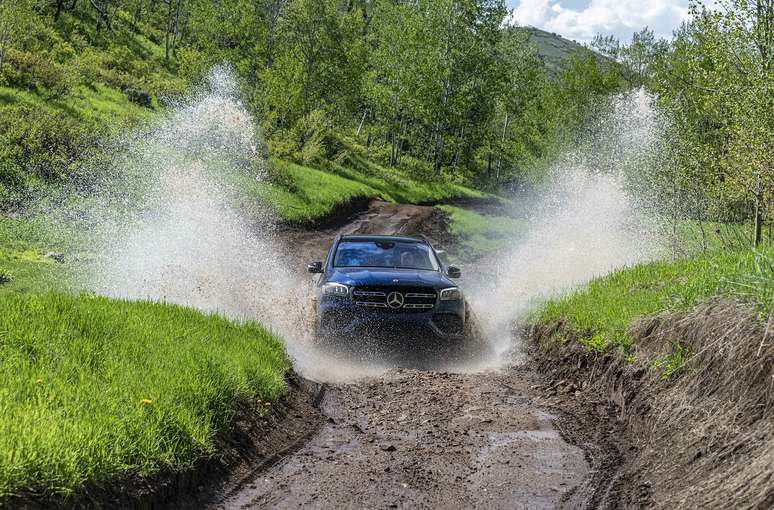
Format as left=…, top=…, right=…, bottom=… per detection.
left=517, top=26, right=604, bottom=75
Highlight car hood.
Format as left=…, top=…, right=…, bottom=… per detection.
left=328, top=267, right=455, bottom=290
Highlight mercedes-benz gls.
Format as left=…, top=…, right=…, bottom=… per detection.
left=307, top=235, right=470, bottom=344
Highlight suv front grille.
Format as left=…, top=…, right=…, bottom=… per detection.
left=352, top=286, right=437, bottom=312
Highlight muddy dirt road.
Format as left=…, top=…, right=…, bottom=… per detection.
left=212, top=200, right=618, bottom=510
left=218, top=370, right=590, bottom=509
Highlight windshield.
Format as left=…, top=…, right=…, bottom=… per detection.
left=334, top=240, right=439, bottom=270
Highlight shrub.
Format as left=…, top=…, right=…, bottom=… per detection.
left=2, top=49, right=71, bottom=99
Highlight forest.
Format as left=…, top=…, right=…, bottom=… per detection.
left=0, top=0, right=772, bottom=235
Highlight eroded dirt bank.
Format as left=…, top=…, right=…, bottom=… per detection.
left=206, top=199, right=624, bottom=510
left=531, top=301, right=774, bottom=509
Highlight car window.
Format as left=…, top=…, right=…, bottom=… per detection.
left=334, top=241, right=439, bottom=270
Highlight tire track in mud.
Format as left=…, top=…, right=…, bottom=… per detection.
left=211, top=199, right=619, bottom=510
left=216, top=370, right=588, bottom=509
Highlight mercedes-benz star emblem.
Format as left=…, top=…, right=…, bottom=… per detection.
left=387, top=292, right=404, bottom=309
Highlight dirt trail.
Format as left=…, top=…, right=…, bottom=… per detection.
left=280, top=200, right=452, bottom=267
left=212, top=200, right=619, bottom=510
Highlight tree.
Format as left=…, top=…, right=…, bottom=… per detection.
left=649, top=0, right=774, bottom=236
left=0, top=0, right=36, bottom=69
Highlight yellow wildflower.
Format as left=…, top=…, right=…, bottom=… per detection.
left=141, top=399, right=153, bottom=405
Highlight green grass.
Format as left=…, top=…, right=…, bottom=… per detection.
left=0, top=292, right=288, bottom=500
left=534, top=247, right=774, bottom=353
left=671, top=219, right=774, bottom=254
left=0, top=217, right=77, bottom=296
left=231, top=158, right=491, bottom=224
left=0, top=84, right=154, bottom=127
left=0, top=217, right=291, bottom=501
left=0, top=247, right=68, bottom=297
left=327, top=154, right=488, bottom=204
left=437, top=205, right=526, bottom=260
left=261, top=160, right=377, bottom=222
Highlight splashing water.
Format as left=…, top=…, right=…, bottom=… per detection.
left=463, top=89, right=664, bottom=369
left=89, top=67, right=303, bottom=337
left=81, top=67, right=386, bottom=383
left=50, top=73, right=664, bottom=381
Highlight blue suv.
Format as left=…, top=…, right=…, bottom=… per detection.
left=307, top=235, right=468, bottom=342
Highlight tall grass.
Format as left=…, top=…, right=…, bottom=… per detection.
left=0, top=292, right=289, bottom=499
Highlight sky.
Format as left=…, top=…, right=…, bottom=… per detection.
left=506, top=0, right=691, bottom=44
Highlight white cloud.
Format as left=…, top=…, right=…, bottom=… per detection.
left=508, top=0, right=691, bottom=43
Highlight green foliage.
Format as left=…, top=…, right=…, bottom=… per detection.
left=652, top=341, right=690, bottom=380
left=534, top=246, right=774, bottom=354
left=437, top=205, right=526, bottom=260
left=0, top=0, right=628, bottom=207
left=0, top=292, right=289, bottom=499
left=646, top=1, right=774, bottom=229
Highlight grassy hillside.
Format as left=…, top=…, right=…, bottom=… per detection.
left=533, top=247, right=774, bottom=355
left=0, top=4, right=187, bottom=208
left=0, top=292, right=288, bottom=499
left=436, top=205, right=526, bottom=260
left=258, top=158, right=489, bottom=224
left=518, top=26, right=602, bottom=75
left=0, top=203, right=292, bottom=503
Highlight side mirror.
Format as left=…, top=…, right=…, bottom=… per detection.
left=446, top=265, right=461, bottom=278
left=307, top=261, right=323, bottom=274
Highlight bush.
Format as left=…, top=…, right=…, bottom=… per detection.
left=2, top=49, right=71, bottom=99
left=0, top=105, right=98, bottom=182
left=125, top=87, right=152, bottom=107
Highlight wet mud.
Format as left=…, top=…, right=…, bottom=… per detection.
left=214, top=369, right=592, bottom=510
left=206, top=199, right=624, bottom=510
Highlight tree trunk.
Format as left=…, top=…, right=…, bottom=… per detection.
left=390, top=130, right=398, bottom=167
left=171, top=0, right=183, bottom=57
left=0, top=27, right=8, bottom=70
left=54, top=0, right=67, bottom=20
left=433, top=126, right=444, bottom=175
left=495, top=111, right=509, bottom=184
left=265, top=0, right=286, bottom=69
left=90, top=0, right=110, bottom=32
left=356, top=109, right=368, bottom=137
left=452, top=126, right=464, bottom=169
left=134, top=0, right=143, bottom=24
left=754, top=172, right=763, bottom=247
left=397, top=117, right=407, bottom=165
left=164, top=0, right=173, bottom=60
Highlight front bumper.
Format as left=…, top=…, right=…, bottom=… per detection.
left=316, top=296, right=466, bottom=340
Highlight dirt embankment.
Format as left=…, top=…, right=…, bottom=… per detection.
left=530, top=300, right=774, bottom=509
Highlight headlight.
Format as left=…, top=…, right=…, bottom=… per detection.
left=322, top=282, right=349, bottom=297
left=439, top=287, right=461, bottom=301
